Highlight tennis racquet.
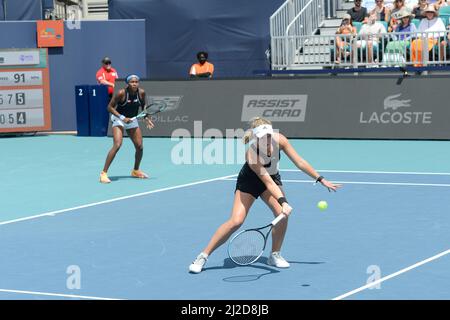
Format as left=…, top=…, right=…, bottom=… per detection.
left=131, top=101, right=168, bottom=120
left=228, top=213, right=286, bottom=266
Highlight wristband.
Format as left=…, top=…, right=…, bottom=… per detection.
left=277, top=197, right=288, bottom=206
left=315, top=176, right=324, bottom=184
left=119, top=115, right=126, bottom=121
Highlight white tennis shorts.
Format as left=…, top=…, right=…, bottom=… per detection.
left=111, top=115, right=139, bottom=130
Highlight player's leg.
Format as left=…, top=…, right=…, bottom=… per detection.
left=261, top=188, right=290, bottom=268
left=100, top=126, right=124, bottom=183
left=189, top=191, right=255, bottom=273
left=204, top=190, right=255, bottom=255
left=127, top=126, right=148, bottom=178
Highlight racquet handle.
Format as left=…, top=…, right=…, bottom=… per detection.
left=271, top=213, right=286, bottom=226
left=130, top=114, right=144, bottom=121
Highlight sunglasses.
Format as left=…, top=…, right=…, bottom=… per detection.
left=103, top=62, right=111, bottom=65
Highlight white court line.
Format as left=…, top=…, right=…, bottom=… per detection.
left=280, top=169, right=450, bottom=175
left=333, top=249, right=450, bottom=300
left=222, top=178, right=450, bottom=187
left=0, top=173, right=237, bottom=227
left=0, top=288, right=122, bottom=300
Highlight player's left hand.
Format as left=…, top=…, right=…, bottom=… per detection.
left=321, top=179, right=342, bottom=192
left=144, top=117, right=154, bottom=129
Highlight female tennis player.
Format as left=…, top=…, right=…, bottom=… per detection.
left=99, top=75, right=154, bottom=183
left=189, top=117, right=341, bottom=273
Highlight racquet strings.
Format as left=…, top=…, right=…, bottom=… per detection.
left=145, top=102, right=167, bottom=115
left=229, top=230, right=265, bottom=265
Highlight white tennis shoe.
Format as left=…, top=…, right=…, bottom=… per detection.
left=189, top=252, right=208, bottom=273
left=267, top=251, right=290, bottom=268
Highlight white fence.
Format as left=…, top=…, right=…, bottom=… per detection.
left=271, top=30, right=450, bottom=69
left=270, top=0, right=342, bottom=68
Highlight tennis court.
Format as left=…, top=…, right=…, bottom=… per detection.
left=0, top=135, right=448, bottom=300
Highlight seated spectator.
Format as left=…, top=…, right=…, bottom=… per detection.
left=370, top=0, right=391, bottom=23
left=392, top=7, right=418, bottom=37
left=384, top=8, right=417, bottom=65
left=347, top=0, right=369, bottom=23
left=411, top=5, right=447, bottom=65
left=335, top=14, right=358, bottom=64
left=189, top=51, right=214, bottom=78
left=388, top=0, right=407, bottom=31
left=412, top=0, right=430, bottom=20
left=356, top=12, right=388, bottom=63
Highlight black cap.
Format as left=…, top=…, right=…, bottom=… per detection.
left=102, top=57, right=112, bottom=64
left=197, top=51, right=208, bottom=60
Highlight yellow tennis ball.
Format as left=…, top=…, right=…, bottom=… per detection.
left=317, top=201, right=328, bottom=211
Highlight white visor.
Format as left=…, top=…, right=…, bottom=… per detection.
left=252, top=124, right=273, bottom=138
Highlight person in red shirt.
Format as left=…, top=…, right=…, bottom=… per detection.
left=96, top=57, right=119, bottom=98
left=189, top=51, right=214, bottom=78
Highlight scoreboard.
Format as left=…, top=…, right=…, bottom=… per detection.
left=0, top=49, right=51, bottom=133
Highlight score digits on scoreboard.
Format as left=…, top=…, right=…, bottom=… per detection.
left=0, top=49, right=51, bottom=133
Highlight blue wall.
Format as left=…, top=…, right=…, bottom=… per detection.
left=109, top=0, right=284, bottom=79
left=0, top=20, right=147, bottom=131
left=3, top=0, right=42, bottom=20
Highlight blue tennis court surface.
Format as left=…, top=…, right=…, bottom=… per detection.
left=0, top=136, right=449, bottom=300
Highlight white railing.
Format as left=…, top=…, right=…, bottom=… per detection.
left=270, top=0, right=342, bottom=69
left=272, top=30, right=450, bottom=69
left=270, top=0, right=321, bottom=68
left=325, top=0, right=341, bottom=19
left=285, top=0, right=324, bottom=66
left=270, top=0, right=307, bottom=38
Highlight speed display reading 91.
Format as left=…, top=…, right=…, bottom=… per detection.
left=0, top=71, right=43, bottom=86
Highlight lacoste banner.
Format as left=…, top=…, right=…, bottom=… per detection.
left=126, top=76, right=450, bottom=139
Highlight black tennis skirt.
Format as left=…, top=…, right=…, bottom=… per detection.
left=235, top=162, right=282, bottom=199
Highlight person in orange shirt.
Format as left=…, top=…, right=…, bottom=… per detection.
left=189, top=51, right=214, bottom=78
left=96, top=57, right=119, bottom=99
left=335, top=14, right=357, bottom=64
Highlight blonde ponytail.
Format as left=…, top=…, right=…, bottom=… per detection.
left=242, top=129, right=253, bottom=144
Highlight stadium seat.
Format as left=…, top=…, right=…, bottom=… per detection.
left=439, top=15, right=450, bottom=27
left=439, top=6, right=450, bottom=16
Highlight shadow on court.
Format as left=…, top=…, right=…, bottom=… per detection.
left=288, top=261, right=325, bottom=265
left=203, top=257, right=325, bottom=283
left=222, top=271, right=278, bottom=282
left=109, top=176, right=157, bottom=182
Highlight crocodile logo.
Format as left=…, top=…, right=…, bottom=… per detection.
left=383, top=94, right=411, bottom=110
